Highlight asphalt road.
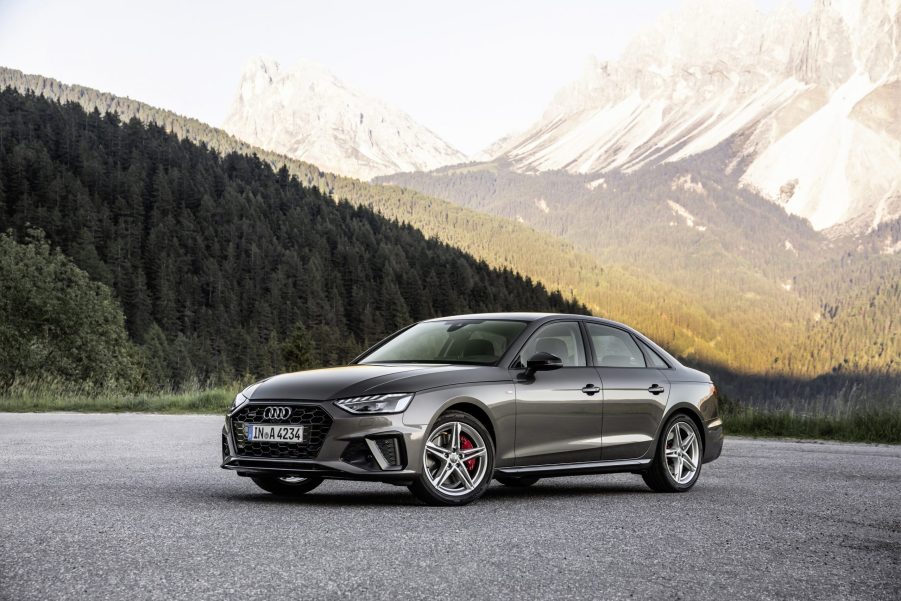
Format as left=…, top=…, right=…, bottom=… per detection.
left=0, top=414, right=898, bottom=601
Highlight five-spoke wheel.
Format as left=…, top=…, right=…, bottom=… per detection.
left=664, top=420, right=700, bottom=484
left=409, top=411, right=495, bottom=505
left=643, top=414, right=703, bottom=492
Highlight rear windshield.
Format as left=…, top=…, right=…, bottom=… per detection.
left=359, top=320, right=528, bottom=365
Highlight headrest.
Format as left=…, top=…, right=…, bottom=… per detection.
left=463, top=338, right=495, bottom=358
left=536, top=338, right=568, bottom=360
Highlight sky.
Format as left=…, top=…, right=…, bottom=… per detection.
left=0, top=0, right=813, bottom=155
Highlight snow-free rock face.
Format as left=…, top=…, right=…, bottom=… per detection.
left=223, top=58, right=466, bottom=181
left=492, top=0, right=901, bottom=234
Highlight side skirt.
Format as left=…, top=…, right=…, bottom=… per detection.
left=495, top=458, right=652, bottom=479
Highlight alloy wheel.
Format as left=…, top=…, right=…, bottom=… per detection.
left=423, top=421, right=489, bottom=496
left=665, top=421, right=700, bottom=484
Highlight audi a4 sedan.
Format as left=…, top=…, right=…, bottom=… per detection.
left=221, top=313, right=723, bottom=505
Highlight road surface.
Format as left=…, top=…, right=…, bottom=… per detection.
left=0, top=413, right=898, bottom=600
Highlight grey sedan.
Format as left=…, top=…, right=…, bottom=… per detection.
left=222, top=313, right=723, bottom=505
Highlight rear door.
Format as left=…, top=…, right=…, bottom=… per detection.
left=585, top=322, right=670, bottom=461
left=512, top=321, right=603, bottom=466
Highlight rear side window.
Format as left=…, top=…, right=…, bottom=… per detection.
left=638, top=340, right=669, bottom=369
left=637, top=339, right=670, bottom=368
left=586, top=323, right=646, bottom=368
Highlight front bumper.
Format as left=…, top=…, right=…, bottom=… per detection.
left=221, top=400, right=424, bottom=483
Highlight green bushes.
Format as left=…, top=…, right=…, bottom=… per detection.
left=0, top=230, right=136, bottom=388
left=0, top=377, right=235, bottom=414
left=722, top=402, right=901, bottom=444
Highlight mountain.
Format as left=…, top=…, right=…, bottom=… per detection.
left=222, top=57, right=466, bottom=180
left=0, top=88, right=583, bottom=386
left=0, top=67, right=780, bottom=379
left=488, top=0, right=901, bottom=234
left=4, top=66, right=898, bottom=408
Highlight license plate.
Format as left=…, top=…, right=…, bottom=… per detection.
left=246, top=424, right=305, bottom=443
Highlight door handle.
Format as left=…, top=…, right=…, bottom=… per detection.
left=581, top=384, right=601, bottom=396
left=648, top=384, right=665, bottom=395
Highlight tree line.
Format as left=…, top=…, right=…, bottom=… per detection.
left=0, top=88, right=584, bottom=389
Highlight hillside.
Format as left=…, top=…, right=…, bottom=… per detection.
left=0, top=66, right=787, bottom=374
left=3, top=68, right=898, bottom=407
left=0, top=88, right=584, bottom=385
left=377, top=156, right=901, bottom=382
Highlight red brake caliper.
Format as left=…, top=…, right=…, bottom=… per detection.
left=459, top=434, right=476, bottom=471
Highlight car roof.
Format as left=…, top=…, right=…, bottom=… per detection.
left=425, top=312, right=629, bottom=327
left=425, top=312, right=648, bottom=337
left=425, top=312, right=560, bottom=322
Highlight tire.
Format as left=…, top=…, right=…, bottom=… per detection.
left=495, top=476, right=540, bottom=487
left=642, top=413, right=703, bottom=493
left=251, top=475, right=324, bottom=497
left=408, top=411, right=495, bottom=506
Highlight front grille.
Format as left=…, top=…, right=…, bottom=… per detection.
left=230, top=404, right=332, bottom=459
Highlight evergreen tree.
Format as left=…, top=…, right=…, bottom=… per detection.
left=0, top=88, right=585, bottom=388
left=282, top=322, right=317, bottom=372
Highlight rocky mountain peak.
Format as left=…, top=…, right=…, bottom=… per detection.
left=223, top=57, right=465, bottom=181
left=493, top=0, right=901, bottom=234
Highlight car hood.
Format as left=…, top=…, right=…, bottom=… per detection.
left=248, top=364, right=505, bottom=401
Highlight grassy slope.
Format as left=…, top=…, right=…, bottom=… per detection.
left=721, top=406, right=901, bottom=444
left=0, top=381, right=234, bottom=414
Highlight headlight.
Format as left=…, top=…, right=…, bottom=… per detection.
left=230, top=382, right=262, bottom=412
left=334, top=393, right=414, bottom=414
left=231, top=392, right=249, bottom=411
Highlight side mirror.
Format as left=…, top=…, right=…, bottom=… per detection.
left=521, top=351, right=563, bottom=378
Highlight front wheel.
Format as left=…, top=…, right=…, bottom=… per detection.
left=642, top=414, right=703, bottom=492
left=408, top=411, right=495, bottom=506
left=251, top=475, right=324, bottom=497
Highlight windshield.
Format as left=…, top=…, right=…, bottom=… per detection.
left=359, top=320, right=529, bottom=365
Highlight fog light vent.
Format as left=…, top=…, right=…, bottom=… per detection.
left=374, top=438, right=400, bottom=466
left=341, top=436, right=405, bottom=471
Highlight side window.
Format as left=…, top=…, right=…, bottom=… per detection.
left=637, top=338, right=670, bottom=368
left=518, top=321, right=586, bottom=367
left=586, top=323, right=647, bottom=368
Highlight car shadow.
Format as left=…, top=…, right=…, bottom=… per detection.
left=222, top=479, right=652, bottom=508
left=485, top=482, right=651, bottom=499
left=226, top=488, right=421, bottom=507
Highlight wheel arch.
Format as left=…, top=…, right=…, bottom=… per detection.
left=440, top=401, right=497, bottom=445
left=658, top=403, right=706, bottom=451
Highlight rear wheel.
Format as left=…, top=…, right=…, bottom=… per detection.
left=409, top=411, right=495, bottom=506
left=643, top=414, right=702, bottom=492
left=251, top=475, right=323, bottom=497
left=495, top=476, right=540, bottom=487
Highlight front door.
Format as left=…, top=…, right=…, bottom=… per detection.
left=585, top=322, right=669, bottom=460
left=513, top=321, right=603, bottom=466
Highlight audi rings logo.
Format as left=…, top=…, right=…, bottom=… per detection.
left=263, top=406, right=291, bottom=420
